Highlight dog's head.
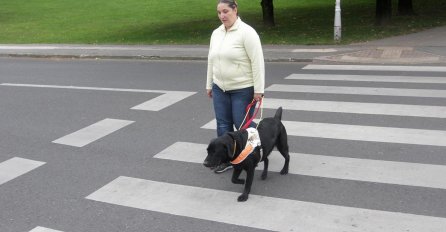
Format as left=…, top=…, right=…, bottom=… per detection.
left=203, top=133, right=235, bottom=169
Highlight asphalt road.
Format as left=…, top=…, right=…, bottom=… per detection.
left=1, top=57, right=446, bottom=232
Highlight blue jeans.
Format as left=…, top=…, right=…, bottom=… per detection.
left=212, top=84, right=256, bottom=137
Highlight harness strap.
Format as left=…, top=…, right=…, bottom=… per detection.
left=230, top=144, right=254, bottom=165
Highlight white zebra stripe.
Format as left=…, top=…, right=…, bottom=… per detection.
left=285, top=73, right=446, bottom=84
left=155, top=142, right=446, bottom=189
left=266, top=84, right=446, bottom=98
left=0, top=157, right=45, bottom=186
left=262, top=98, right=446, bottom=118
left=283, top=121, right=446, bottom=147
left=52, top=118, right=134, bottom=147
left=303, top=64, right=446, bottom=72
left=86, top=176, right=446, bottom=232
left=29, top=227, right=63, bottom=232
left=201, top=119, right=446, bottom=147
left=131, top=91, right=196, bottom=111
left=0, top=83, right=196, bottom=111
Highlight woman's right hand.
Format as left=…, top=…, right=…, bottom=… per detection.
left=206, top=89, right=213, bottom=98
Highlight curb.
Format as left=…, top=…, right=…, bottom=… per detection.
left=0, top=53, right=314, bottom=63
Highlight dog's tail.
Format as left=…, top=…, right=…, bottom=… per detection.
left=274, top=107, right=283, bottom=121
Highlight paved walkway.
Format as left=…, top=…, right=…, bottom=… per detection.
left=317, top=25, right=446, bottom=64
left=1, top=26, right=446, bottom=64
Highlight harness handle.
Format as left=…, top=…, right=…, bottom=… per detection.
left=239, top=96, right=263, bottom=130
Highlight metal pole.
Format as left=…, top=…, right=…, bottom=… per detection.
left=334, top=0, right=341, bottom=41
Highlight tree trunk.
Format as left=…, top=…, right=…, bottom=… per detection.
left=398, top=0, right=415, bottom=15
left=260, top=0, right=275, bottom=26
left=376, top=0, right=392, bottom=25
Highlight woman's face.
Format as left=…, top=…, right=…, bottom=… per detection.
left=217, top=3, right=237, bottom=29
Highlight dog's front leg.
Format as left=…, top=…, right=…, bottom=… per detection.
left=231, top=167, right=245, bottom=184
left=261, top=158, right=269, bottom=180
left=238, top=167, right=254, bottom=202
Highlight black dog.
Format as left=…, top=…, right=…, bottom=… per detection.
left=203, top=107, right=290, bottom=202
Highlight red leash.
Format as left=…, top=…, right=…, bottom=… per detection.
left=240, top=97, right=263, bottom=130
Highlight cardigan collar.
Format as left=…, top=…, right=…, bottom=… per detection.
left=219, top=17, right=241, bottom=32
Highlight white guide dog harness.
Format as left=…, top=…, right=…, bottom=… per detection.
left=230, top=128, right=262, bottom=165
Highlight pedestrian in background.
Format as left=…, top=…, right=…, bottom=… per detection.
left=206, top=0, right=265, bottom=173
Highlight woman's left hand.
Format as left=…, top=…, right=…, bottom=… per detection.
left=253, top=93, right=263, bottom=102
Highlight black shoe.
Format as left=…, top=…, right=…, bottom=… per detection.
left=214, top=163, right=233, bottom=173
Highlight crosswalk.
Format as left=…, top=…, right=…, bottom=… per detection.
left=86, top=176, right=446, bottom=232
left=3, top=64, right=446, bottom=231
left=85, top=64, right=446, bottom=231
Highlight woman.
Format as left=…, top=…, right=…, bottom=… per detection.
left=206, top=0, right=265, bottom=173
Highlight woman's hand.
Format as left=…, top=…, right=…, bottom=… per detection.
left=206, top=89, right=213, bottom=98
left=253, top=93, right=263, bottom=101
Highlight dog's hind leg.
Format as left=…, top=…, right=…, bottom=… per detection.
left=231, top=168, right=245, bottom=184
left=277, top=128, right=290, bottom=175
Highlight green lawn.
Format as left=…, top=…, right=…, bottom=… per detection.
left=0, top=0, right=445, bottom=45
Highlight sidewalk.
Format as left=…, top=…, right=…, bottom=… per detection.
left=1, top=26, right=446, bottom=64
left=317, top=25, right=446, bottom=64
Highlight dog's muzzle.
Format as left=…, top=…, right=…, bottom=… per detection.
left=203, top=160, right=219, bottom=169
left=203, top=160, right=213, bottom=168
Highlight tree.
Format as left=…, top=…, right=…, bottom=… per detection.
left=260, top=0, right=275, bottom=26
left=398, top=0, right=415, bottom=15
left=375, top=0, right=392, bottom=25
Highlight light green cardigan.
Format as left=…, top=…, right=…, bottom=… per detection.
left=206, top=17, right=265, bottom=94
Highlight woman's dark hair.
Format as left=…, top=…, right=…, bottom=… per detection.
left=218, top=0, right=238, bottom=10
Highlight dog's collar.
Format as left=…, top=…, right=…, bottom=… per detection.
left=230, top=128, right=261, bottom=165
left=232, top=140, right=237, bottom=157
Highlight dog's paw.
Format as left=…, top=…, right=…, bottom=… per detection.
left=280, top=168, right=288, bottom=175
left=237, top=194, right=249, bottom=202
left=232, top=178, right=245, bottom=184
left=261, top=172, right=267, bottom=180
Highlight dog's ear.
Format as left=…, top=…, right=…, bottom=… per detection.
left=226, top=142, right=234, bottom=159
left=207, top=138, right=218, bottom=154
left=226, top=132, right=236, bottom=159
